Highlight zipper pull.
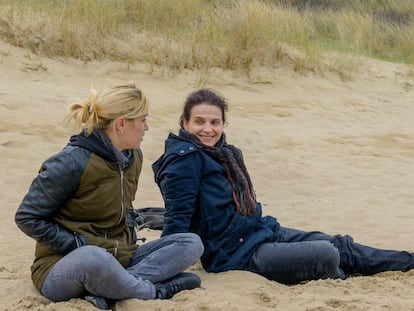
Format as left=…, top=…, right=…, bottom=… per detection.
left=74, top=232, right=80, bottom=248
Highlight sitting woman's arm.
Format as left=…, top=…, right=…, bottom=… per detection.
left=154, top=151, right=202, bottom=236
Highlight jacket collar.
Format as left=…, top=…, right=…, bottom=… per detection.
left=69, top=129, right=133, bottom=169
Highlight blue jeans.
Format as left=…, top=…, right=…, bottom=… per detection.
left=41, top=233, right=203, bottom=301
left=247, top=227, right=414, bottom=284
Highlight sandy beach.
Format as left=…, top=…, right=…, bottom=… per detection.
left=1, top=38, right=414, bottom=310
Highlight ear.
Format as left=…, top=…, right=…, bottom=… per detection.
left=183, top=119, right=189, bottom=131
left=114, top=116, right=126, bottom=134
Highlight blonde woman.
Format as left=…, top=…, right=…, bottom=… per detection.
left=15, top=83, right=203, bottom=310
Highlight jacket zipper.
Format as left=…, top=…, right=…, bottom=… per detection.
left=113, top=167, right=125, bottom=258
left=114, top=240, right=119, bottom=257
left=106, top=167, right=125, bottom=257
left=74, top=232, right=81, bottom=248
left=118, top=168, right=125, bottom=225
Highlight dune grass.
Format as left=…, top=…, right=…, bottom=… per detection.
left=0, top=0, right=413, bottom=81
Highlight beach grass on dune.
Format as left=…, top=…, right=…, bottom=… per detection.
left=0, top=0, right=412, bottom=80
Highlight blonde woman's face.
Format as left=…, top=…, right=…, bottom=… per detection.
left=122, top=114, right=149, bottom=150
left=183, top=103, right=223, bottom=147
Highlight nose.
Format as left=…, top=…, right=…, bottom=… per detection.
left=144, top=120, right=149, bottom=131
left=202, top=123, right=214, bottom=132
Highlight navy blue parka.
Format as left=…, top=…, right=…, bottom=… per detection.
left=152, top=133, right=281, bottom=272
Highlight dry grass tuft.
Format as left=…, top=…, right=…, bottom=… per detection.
left=0, top=0, right=413, bottom=80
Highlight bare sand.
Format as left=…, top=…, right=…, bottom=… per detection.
left=1, top=39, right=414, bottom=310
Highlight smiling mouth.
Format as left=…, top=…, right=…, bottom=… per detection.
left=198, top=136, right=216, bottom=146
left=200, top=137, right=213, bottom=142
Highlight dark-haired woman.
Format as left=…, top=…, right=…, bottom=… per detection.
left=153, top=88, right=414, bottom=285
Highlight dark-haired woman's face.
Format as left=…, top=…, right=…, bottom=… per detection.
left=183, top=103, right=224, bottom=147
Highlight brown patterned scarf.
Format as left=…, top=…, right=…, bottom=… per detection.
left=179, top=129, right=256, bottom=216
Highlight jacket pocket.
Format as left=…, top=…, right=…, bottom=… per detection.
left=213, top=212, right=257, bottom=252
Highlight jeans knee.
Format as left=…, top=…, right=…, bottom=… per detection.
left=72, top=245, right=113, bottom=273
left=185, top=233, right=204, bottom=258
left=172, top=233, right=203, bottom=253
left=316, top=241, right=342, bottom=278
left=319, top=241, right=339, bottom=262
left=331, top=234, right=354, bottom=250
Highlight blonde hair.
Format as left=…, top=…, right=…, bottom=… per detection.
left=66, top=82, right=148, bottom=136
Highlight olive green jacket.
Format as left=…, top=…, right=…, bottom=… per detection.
left=15, top=130, right=142, bottom=290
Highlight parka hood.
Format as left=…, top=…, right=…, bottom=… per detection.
left=69, top=129, right=134, bottom=168
left=152, top=132, right=200, bottom=182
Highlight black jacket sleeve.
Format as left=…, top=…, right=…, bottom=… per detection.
left=15, top=150, right=85, bottom=254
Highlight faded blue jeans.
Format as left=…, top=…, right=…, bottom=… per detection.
left=248, top=227, right=414, bottom=284
left=41, top=232, right=203, bottom=301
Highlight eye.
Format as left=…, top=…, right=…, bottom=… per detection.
left=212, top=120, right=222, bottom=126
left=194, top=119, right=204, bottom=125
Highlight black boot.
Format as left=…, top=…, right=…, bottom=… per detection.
left=155, top=272, right=201, bottom=299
